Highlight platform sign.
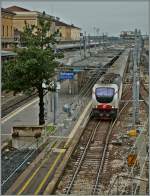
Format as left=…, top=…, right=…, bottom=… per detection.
left=59, top=72, right=74, bottom=80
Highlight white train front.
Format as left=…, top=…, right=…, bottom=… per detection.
left=92, top=49, right=130, bottom=120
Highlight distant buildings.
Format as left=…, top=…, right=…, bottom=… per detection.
left=120, top=31, right=135, bottom=40
left=1, top=6, right=81, bottom=50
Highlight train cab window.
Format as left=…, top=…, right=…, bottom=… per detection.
left=95, top=87, right=115, bottom=103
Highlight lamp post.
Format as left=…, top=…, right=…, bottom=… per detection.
left=93, top=27, right=96, bottom=51
left=96, top=28, right=100, bottom=48
left=88, top=33, right=91, bottom=54
left=83, top=31, right=86, bottom=58
left=80, top=33, right=82, bottom=58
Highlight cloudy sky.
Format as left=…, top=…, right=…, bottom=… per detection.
left=2, top=0, right=149, bottom=36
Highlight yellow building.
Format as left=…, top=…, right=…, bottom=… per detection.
left=70, top=24, right=81, bottom=41
left=55, top=20, right=81, bottom=42
left=55, top=20, right=71, bottom=41
left=5, top=6, right=56, bottom=43
left=1, top=8, right=15, bottom=49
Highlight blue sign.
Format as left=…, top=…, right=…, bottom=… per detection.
left=59, top=72, right=74, bottom=80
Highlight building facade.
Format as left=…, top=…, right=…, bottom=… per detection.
left=5, top=6, right=56, bottom=45
left=2, top=5, right=81, bottom=50
left=55, top=20, right=81, bottom=42
left=70, top=24, right=80, bottom=41
left=55, top=20, right=71, bottom=41
left=1, top=8, right=15, bottom=49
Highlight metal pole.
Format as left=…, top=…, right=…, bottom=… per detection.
left=96, top=28, right=100, bottom=48
left=88, top=33, right=91, bottom=54
left=94, top=27, right=96, bottom=51
left=53, top=81, right=57, bottom=125
left=132, top=29, right=141, bottom=126
left=99, top=31, right=101, bottom=49
left=83, top=31, right=86, bottom=58
left=132, top=48, right=137, bottom=126
left=50, top=93, right=53, bottom=112
left=80, top=36, right=82, bottom=57
left=103, top=33, right=105, bottom=49
left=53, top=91, right=56, bottom=124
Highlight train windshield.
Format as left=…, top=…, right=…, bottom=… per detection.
left=95, top=87, right=115, bottom=103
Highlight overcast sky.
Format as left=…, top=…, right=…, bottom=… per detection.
left=2, top=0, right=149, bottom=36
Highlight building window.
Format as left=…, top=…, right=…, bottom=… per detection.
left=7, top=26, right=8, bottom=37
left=11, top=26, right=12, bottom=36
left=3, top=25, right=4, bottom=36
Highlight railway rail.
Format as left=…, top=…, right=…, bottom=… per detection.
left=140, top=80, right=149, bottom=110
left=2, top=49, right=129, bottom=195
left=54, top=99, right=129, bottom=195
left=65, top=120, right=112, bottom=195
left=1, top=92, right=37, bottom=118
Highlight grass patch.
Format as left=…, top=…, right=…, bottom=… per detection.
left=46, top=124, right=55, bottom=134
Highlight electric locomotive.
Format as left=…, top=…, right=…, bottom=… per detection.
left=92, top=49, right=130, bottom=120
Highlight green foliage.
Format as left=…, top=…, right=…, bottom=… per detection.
left=2, top=12, right=63, bottom=94
left=2, top=12, right=64, bottom=125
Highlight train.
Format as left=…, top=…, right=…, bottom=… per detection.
left=91, top=48, right=130, bottom=120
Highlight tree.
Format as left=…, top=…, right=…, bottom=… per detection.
left=2, top=12, right=63, bottom=125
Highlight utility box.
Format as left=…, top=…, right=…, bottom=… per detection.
left=127, top=154, right=138, bottom=167
left=127, top=129, right=139, bottom=137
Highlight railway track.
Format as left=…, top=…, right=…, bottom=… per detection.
left=54, top=119, right=113, bottom=195
left=140, top=80, right=149, bottom=110
left=54, top=98, right=130, bottom=195
left=1, top=93, right=38, bottom=118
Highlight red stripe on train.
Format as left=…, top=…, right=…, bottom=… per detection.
left=97, top=104, right=112, bottom=110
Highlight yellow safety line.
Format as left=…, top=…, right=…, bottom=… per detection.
left=34, top=101, right=92, bottom=194
left=34, top=142, right=68, bottom=194
left=17, top=141, right=57, bottom=195
left=34, top=141, right=66, bottom=195
left=17, top=136, right=69, bottom=195
left=34, top=151, right=63, bottom=195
